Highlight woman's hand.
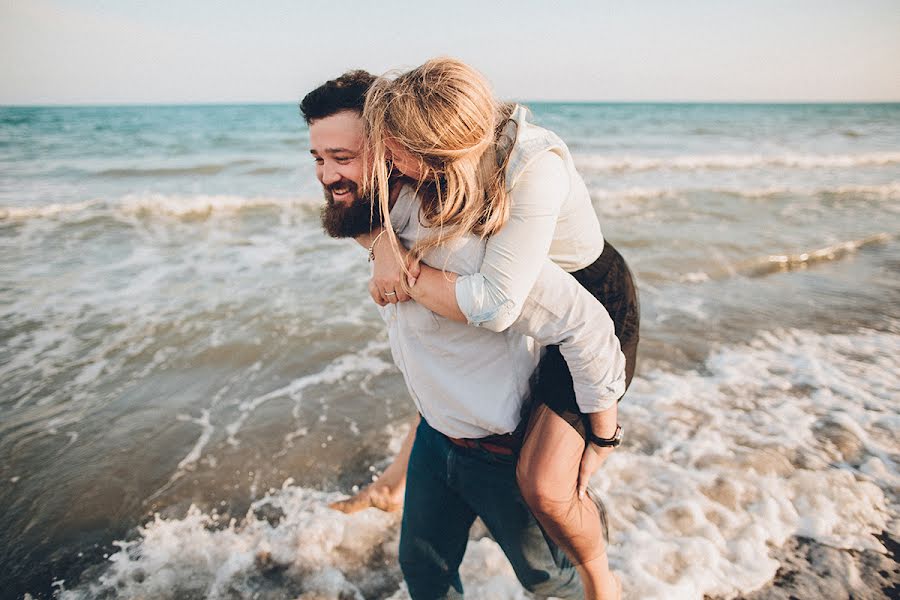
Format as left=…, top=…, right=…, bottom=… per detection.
left=370, top=234, right=421, bottom=305
left=578, top=442, right=614, bottom=499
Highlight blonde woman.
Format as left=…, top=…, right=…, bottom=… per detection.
left=344, top=58, right=638, bottom=599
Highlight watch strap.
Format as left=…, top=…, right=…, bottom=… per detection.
left=589, top=424, right=622, bottom=448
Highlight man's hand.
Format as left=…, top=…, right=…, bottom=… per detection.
left=578, top=442, right=614, bottom=499
left=370, top=234, right=421, bottom=305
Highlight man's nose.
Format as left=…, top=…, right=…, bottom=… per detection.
left=321, top=163, right=341, bottom=185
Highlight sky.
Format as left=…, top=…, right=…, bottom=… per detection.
left=1, top=0, right=899, bottom=105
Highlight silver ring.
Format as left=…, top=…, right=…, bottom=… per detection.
left=384, top=291, right=397, bottom=296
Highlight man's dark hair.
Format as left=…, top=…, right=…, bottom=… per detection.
left=299, top=70, right=376, bottom=124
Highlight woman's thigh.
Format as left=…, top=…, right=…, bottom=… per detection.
left=533, top=241, right=639, bottom=438
left=517, top=403, right=584, bottom=500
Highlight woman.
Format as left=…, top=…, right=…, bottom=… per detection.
left=339, top=58, right=638, bottom=599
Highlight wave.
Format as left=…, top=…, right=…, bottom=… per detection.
left=0, top=193, right=321, bottom=222
left=244, top=166, right=294, bottom=176
left=53, top=326, right=899, bottom=600
left=4, top=181, right=897, bottom=224
left=115, top=193, right=316, bottom=218
left=741, top=234, right=893, bottom=277
left=681, top=233, right=893, bottom=282
left=576, top=151, right=900, bottom=172
left=590, top=182, right=900, bottom=204
left=0, top=199, right=105, bottom=219
left=718, top=182, right=900, bottom=200
left=95, top=159, right=261, bottom=178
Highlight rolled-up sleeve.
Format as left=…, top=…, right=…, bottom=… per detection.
left=508, top=261, right=626, bottom=413
left=455, top=151, right=568, bottom=332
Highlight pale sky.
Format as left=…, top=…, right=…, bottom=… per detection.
left=1, top=0, right=899, bottom=105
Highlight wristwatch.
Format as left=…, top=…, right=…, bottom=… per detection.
left=589, top=424, right=623, bottom=448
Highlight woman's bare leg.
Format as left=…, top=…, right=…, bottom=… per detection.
left=517, top=403, right=620, bottom=599
left=329, top=415, right=418, bottom=513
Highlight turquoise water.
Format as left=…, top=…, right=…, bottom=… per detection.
left=3, top=103, right=899, bottom=205
left=1, top=103, right=899, bottom=599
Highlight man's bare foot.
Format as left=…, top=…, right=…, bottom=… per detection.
left=329, top=481, right=404, bottom=514
left=330, top=423, right=415, bottom=514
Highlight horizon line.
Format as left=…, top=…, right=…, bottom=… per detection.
left=2, top=99, right=899, bottom=109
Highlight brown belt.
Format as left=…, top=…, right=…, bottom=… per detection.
left=447, top=432, right=520, bottom=456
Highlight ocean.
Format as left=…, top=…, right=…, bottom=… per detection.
left=1, top=102, right=898, bottom=599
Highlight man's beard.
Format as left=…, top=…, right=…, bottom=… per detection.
left=319, top=179, right=382, bottom=238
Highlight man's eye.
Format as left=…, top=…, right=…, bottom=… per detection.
left=314, top=157, right=324, bottom=165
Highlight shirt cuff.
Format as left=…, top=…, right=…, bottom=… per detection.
left=573, top=374, right=626, bottom=413
left=455, top=273, right=516, bottom=329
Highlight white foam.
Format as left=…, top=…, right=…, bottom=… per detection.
left=680, top=272, right=710, bottom=283
left=600, top=327, right=897, bottom=598
left=58, top=484, right=401, bottom=600
left=175, top=410, right=214, bottom=471
left=52, top=327, right=900, bottom=599
left=226, top=340, right=393, bottom=446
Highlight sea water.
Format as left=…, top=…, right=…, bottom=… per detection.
left=1, top=102, right=898, bottom=599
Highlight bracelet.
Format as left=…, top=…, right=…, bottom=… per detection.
left=368, top=229, right=386, bottom=262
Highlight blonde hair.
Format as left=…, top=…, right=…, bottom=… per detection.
left=363, top=57, right=515, bottom=282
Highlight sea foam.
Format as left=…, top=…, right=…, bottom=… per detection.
left=54, top=326, right=898, bottom=600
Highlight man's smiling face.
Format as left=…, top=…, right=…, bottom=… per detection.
left=309, top=110, right=365, bottom=204
left=309, top=110, right=380, bottom=238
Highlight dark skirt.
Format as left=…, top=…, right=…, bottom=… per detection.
left=528, top=240, right=640, bottom=438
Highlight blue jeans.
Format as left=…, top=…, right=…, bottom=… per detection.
left=399, top=418, right=583, bottom=599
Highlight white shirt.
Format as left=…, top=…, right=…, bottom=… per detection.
left=379, top=187, right=625, bottom=439
left=455, top=105, right=604, bottom=332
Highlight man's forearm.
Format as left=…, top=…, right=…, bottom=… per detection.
left=587, top=402, right=618, bottom=438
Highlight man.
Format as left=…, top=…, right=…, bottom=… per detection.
left=301, top=71, right=624, bottom=599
